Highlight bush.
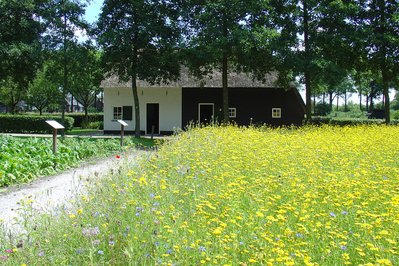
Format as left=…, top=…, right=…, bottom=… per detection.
left=314, top=102, right=332, bottom=116
left=392, top=110, right=399, bottom=120
left=66, top=113, right=103, bottom=127
left=82, top=121, right=104, bottom=130
left=0, top=115, right=74, bottom=133
left=309, top=116, right=399, bottom=126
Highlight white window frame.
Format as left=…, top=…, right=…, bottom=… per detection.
left=272, top=108, right=281, bottom=118
left=113, top=106, right=122, bottom=120
left=229, top=108, right=237, bottom=118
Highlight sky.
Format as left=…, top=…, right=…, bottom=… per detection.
left=84, top=0, right=104, bottom=23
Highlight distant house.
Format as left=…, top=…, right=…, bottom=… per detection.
left=101, top=69, right=305, bottom=135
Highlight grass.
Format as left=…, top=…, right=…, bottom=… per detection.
left=1, top=125, right=399, bottom=265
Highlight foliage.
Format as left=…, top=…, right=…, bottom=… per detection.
left=2, top=125, right=399, bottom=265
left=351, top=0, right=399, bottom=123
left=27, top=64, right=62, bottom=115
left=0, top=136, right=126, bottom=187
left=40, top=0, right=89, bottom=123
left=81, top=121, right=103, bottom=130
left=0, top=115, right=74, bottom=133
left=181, top=0, right=283, bottom=122
left=314, top=102, right=331, bottom=116
left=0, top=0, right=43, bottom=92
left=96, top=0, right=181, bottom=137
left=0, top=79, right=27, bottom=114
left=66, top=113, right=103, bottom=127
left=68, top=43, right=104, bottom=122
left=390, top=92, right=399, bottom=110
left=309, top=116, right=399, bottom=126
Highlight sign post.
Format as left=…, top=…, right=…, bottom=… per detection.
left=117, top=120, right=128, bottom=146
left=45, top=120, right=65, bottom=154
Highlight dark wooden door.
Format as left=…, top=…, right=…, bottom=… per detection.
left=146, top=103, right=159, bottom=134
left=199, top=104, right=214, bottom=125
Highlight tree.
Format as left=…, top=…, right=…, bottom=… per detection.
left=355, top=0, right=399, bottom=123
left=27, top=64, right=61, bottom=115
left=69, top=43, right=104, bottom=124
left=97, top=0, right=180, bottom=138
left=182, top=0, right=283, bottom=123
left=0, top=0, right=43, bottom=112
left=40, top=0, right=88, bottom=124
left=294, top=1, right=358, bottom=120
left=0, top=79, right=27, bottom=113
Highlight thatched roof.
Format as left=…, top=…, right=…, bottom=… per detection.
left=101, top=67, right=279, bottom=89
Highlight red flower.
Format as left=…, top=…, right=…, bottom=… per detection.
left=116, top=155, right=121, bottom=159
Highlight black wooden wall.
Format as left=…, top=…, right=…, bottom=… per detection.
left=182, top=87, right=305, bottom=127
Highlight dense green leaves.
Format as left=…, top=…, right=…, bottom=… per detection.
left=96, top=0, right=181, bottom=137
left=0, top=136, right=123, bottom=187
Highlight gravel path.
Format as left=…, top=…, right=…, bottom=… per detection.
left=0, top=150, right=151, bottom=232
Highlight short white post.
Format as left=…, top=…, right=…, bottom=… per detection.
left=117, top=120, right=128, bottom=147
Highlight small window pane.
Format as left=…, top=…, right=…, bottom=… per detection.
left=113, top=107, right=122, bottom=120
left=272, top=108, right=281, bottom=118
left=229, top=108, right=236, bottom=118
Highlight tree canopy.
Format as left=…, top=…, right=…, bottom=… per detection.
left=96, top=0, right=181, bottom=137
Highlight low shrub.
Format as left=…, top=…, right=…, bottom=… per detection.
left=309, top=116, right=399, bottom=126
left=0, top=115, right=74, bottom=133
left=81, top=121, right=103, bottom=130
left=314, top=102, right=332, bottom=116
left=66, top=113, right=103, bottom=127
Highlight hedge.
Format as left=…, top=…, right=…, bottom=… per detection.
left=309, top=117, right=399, bottom=126
left=66, top=113, right=103, bottom=127
left=0, top=115, right=74, bottom=133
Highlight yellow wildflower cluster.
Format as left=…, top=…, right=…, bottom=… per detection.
left=120, top=125, right=399, bottom=265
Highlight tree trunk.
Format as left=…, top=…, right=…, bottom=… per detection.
left=70, top=95, right=74, bottom=112
left=382, top=72, right=390, bottom=124
left=329, top=92, right=333, bottom=110
left=303, top=0, right=311, bottom=121
left=222, top=13, right=229, bottom=124
left=84, top=105, right=88, bottom=126
left=336, top=95, right=339, bottom=111
left=379, top=0, right=390, bottom=124
left=132, top=47, right=140, bottom=138
left=61, top=6, right=67, bottom=135
left=313, top=94, right=316, bottom=113
left=222, top=52, right=228, bottom=124
left=366, top=95, right=369, bottom=112
left=359, top=91, right=362, bottom=111
left=344, top=91, right=347, bottom=112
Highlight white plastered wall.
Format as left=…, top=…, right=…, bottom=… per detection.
left=104, top=87, right=182, bottom=133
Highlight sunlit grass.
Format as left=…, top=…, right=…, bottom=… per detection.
left=1, top=125, right=399, bottom=265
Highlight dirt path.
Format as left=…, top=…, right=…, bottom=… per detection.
left=0, top=150, right=151, bottom=231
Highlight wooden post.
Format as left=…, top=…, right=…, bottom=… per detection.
left=117, top=120, right=128, bottom=147
left=151, top=125, right=155, bottom=140
left=120, top=124, right=124, bottom=147
left=53, top=128, right=57, bottom=154
left=46, top=120, right=65, bottom=154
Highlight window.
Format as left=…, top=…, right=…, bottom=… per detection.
left=229, top=108, right=237, bottom=118
left=122, top=106, right=133, bottom=120
left=113, top=107, right=122, bottom=120
left=272, top=108, right=281, bottom=118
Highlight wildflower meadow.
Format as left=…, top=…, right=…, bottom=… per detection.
left=1, top=125, right=399, bottom=265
